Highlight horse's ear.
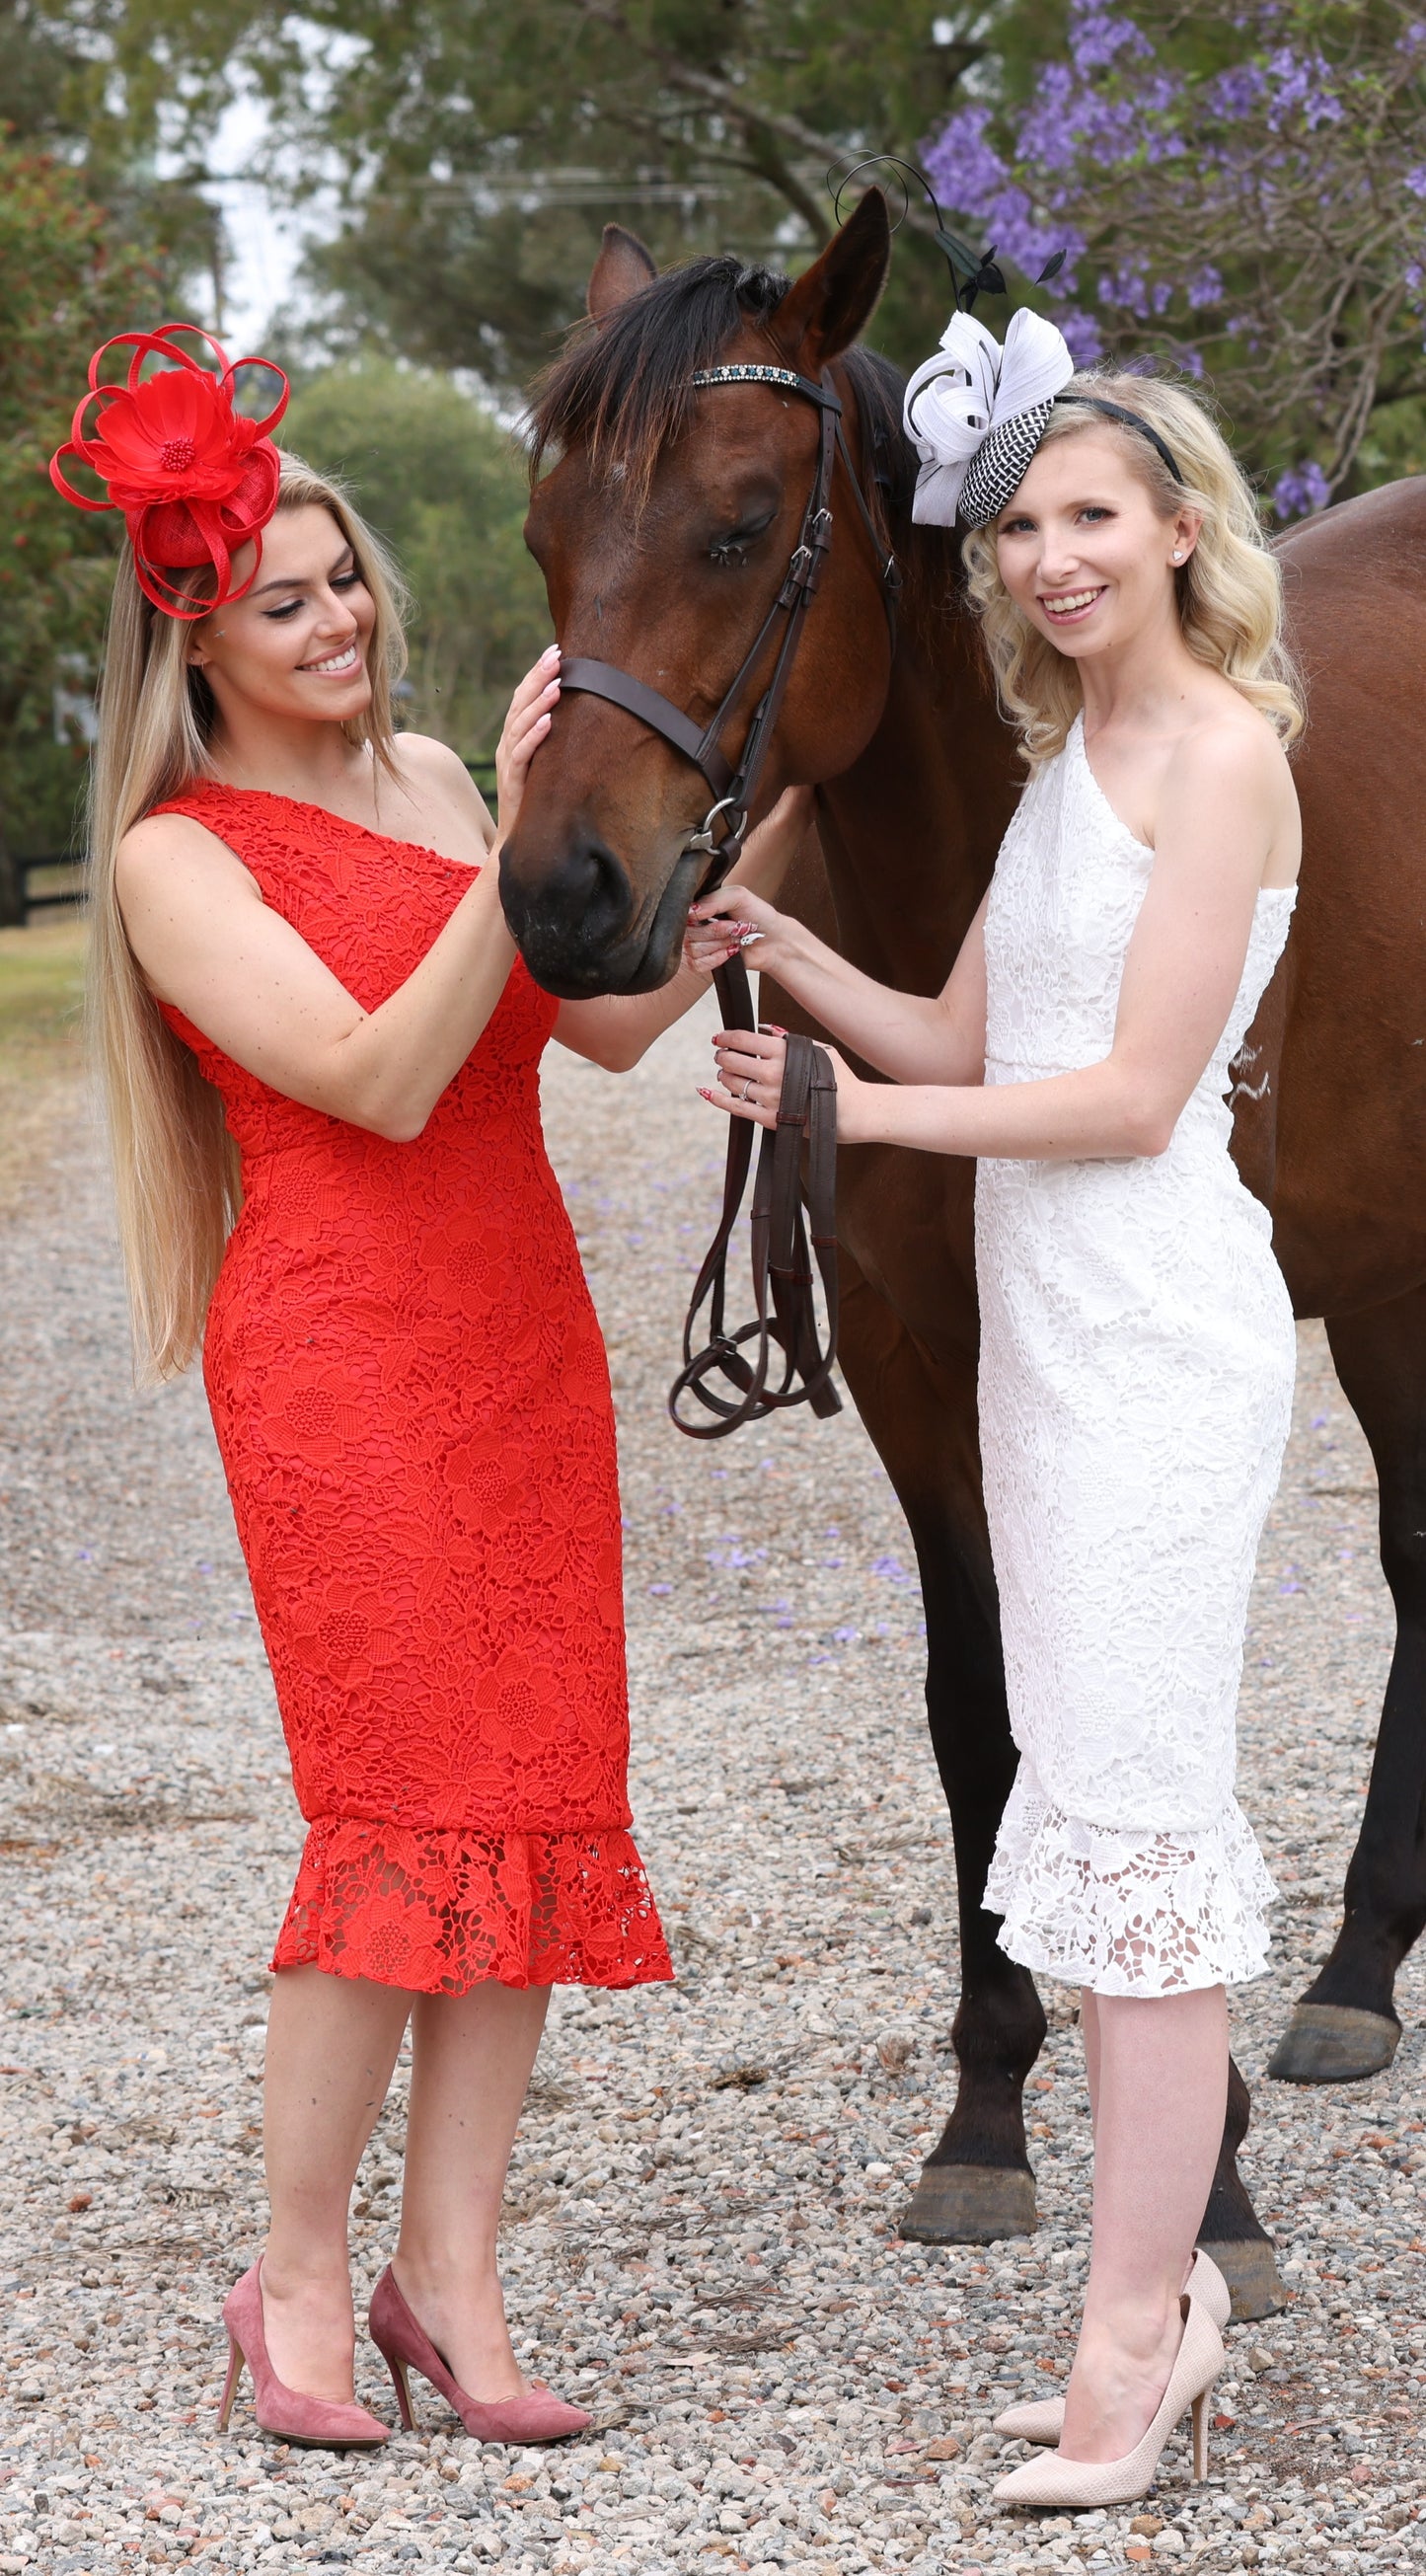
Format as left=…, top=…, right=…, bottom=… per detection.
left=771, top=189, right=892, bottom=370
left=587, top=224, right=658, bottom=320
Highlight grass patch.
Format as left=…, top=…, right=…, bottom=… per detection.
left=0, top=913, right=90, bottom=1211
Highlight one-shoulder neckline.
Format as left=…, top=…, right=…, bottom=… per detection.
left=1067, top=713, right=1298, bottom=904
left=161, top=779, right=485, bottom=879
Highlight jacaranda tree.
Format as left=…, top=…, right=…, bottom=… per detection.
left=923, top=0, right=1426, bottom=513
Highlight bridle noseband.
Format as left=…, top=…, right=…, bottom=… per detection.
left=554, top=358, right=902, bottom=1440
left=559, top=361, right=901, bottom=893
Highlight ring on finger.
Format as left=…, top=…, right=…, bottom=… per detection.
left=740, top=1077, right=755, bottom=1101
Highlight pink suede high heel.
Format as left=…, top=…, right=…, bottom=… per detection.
left=218, top=2260, right=390, bottom=2450
left=368, top=2263, right=591, bottom=2444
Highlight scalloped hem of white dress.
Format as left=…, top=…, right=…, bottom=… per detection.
left=985, top=1780, right=1279, bottom=1997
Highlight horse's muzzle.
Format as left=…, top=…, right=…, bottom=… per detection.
left=498, top=834, right=702, bottom=999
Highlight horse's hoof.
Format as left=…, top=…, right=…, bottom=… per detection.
left=1195, top=2236, right=1288, bottom=2322
left=898, top=2161, right=1037, bottom=2244
left=1266, top=2003, right=1401, bottom=2085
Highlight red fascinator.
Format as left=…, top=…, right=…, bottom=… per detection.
left=49, top=323, right=290, bottom=620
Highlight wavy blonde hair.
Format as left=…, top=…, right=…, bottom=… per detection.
left=962, top=369, right=1305, bottom=765
left=88, top=452, right=410, bottom=1383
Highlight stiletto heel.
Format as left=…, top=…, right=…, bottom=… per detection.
left=1192, top=2389, right=1209, bottom=2481
left=219, top=2261, right=390, bottom=2450
left=368, top=2265, right=590, bottom=2446
left=217, top=2337, right=244, bottom=2432
left=993, top=2250, right=1232, bottom=2450
left=994, top=2274, right=1224, bottom=2509
left=384, top=2349, right=416, bottom=2431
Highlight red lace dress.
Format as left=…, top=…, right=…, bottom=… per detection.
left=152, top=783, right=671, bottom=1996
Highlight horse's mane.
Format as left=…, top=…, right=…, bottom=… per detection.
left=529, top=253, right=919, bottom=549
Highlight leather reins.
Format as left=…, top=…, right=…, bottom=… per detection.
left=560, top=361, right=900, bottom=1437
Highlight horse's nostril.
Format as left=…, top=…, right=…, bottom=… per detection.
left=500, top=834, right=637, bottom=987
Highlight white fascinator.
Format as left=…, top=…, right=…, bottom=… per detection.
left=903, top=306, right=1077, bottom=528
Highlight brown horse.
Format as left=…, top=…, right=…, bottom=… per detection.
left=503, top=191, right=1426, bottom=2318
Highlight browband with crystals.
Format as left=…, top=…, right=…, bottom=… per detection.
left=692, top=365, right=843, bottom=411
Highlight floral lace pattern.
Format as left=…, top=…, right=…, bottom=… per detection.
left=978, top=719, right=1296, bottom=1995
left=277, top=1821, right=670, bottom=1992
left=152, top=783, right=671, bottom=1995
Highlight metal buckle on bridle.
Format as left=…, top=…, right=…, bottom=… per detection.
left=684, top=794, right=745, bottom=859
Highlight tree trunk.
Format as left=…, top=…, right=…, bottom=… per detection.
left=0, top=827, right=26, bottom=929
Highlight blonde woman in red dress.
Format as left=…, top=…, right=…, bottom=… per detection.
left=53, top=328, right=797, bottom=2449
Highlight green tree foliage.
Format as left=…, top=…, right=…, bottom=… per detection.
left=0, top=143, right=160, bottom=908
left=0, top=0, right=218, bottom=890
left=282, top=362, right=550, bottom=757
left=213, top=0, right=1073, bottom=394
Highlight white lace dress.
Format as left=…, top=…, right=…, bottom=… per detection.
left=978, top=714, right=1296, bottom=1996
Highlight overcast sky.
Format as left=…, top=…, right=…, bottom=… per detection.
left=193, top=91, right=319, bottom=351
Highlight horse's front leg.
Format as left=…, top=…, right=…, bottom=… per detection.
left=831, top=1256, right=1046, bottom=2241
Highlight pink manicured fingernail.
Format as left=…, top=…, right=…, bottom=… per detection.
left=541, top=644, right=560, bottom=663
left=697, top=1087, right=716, bottom=1101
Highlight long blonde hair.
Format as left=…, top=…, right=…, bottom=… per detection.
left=88, top=452, right=410, bottom=1383
left=962, top=370, right=1306, bottom=765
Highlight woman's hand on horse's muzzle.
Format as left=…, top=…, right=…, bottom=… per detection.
left=494, top=645, right=562, bottom=836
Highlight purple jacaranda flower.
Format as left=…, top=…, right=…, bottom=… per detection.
left=1263, top=44, right=1344, bottom=130
left=1068, top=0, right=1152, bottom=72
left=1273, top=461, right=1331, bottom=518
left=926, top=103, right=1010, bottom=209
left=1405, top=167, right=1426, bottom=197
left=1099, top=266, right=1153, bottom=319
left=1209, top=63, right=1267, bottom=117
left=1186, top=265, right=1225, bottom=308
left=926, top=106, right=1076, bottom=282
left=1058, top=308, right=1106, bottom=364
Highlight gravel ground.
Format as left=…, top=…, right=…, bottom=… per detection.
left=1, top=993, right=1423, bottom=2575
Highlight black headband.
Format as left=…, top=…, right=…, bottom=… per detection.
left=1053, top=394, right=1186, bottom=490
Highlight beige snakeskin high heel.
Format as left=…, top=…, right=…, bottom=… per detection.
left=992, top=2248, right=1232, bottom=2448
left=993, top=2269, right=1225, bottom=2509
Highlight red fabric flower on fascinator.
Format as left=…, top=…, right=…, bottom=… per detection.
left=49, top=323, right=289, bottom=619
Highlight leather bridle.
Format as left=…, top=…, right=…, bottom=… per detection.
left=559, top=360, right=901, bottom=1438
left=561, top=362, right=899, bottom=894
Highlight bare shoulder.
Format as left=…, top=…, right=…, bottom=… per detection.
left=394, top=731, right=477, bottom=794
left=395, top=731, right=493, bottom=834
left=1169, top=705, right=1288, bottom=803
left=1165, top=705, right=1300, bottom=882
left=115, top=809, right=261, bottom=905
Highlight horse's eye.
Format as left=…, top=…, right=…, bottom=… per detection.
left=708, top=511, right=774, bottom=568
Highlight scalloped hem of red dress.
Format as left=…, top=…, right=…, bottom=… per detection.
left=270, top=1818, right=674, bottom=1995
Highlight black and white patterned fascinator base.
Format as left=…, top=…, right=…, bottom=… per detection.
left=904, top=308, right=1075, bottom=528
left=958, top=400, right=1059, bottom=525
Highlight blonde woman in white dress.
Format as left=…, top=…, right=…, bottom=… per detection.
left=687, top=313, right=1304, bottom=2510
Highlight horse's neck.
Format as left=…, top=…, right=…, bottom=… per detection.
left=819, top=569, right=1018, bottom=993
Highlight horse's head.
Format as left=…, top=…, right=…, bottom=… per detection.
left=503, top=191, right=899, bottom=996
